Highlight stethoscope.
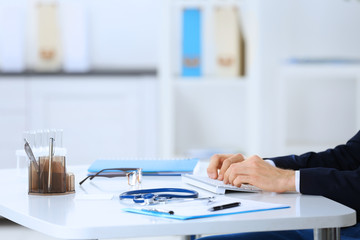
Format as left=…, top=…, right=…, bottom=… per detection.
left=119, top=188, right=202, bottom=205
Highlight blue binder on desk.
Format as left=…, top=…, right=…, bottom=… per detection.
left=182, top=8, right=202, bottom=77
left=87, top=158, right=199, bottom=176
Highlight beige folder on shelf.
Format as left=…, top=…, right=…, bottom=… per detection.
left=34, top=2, right=62, bottom=72
left=213, top=6, right=245, bottom=77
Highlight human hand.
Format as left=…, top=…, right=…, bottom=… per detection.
left=207, top=153, right=246, bottom=181
left=223, top=155, right=296, bottom=193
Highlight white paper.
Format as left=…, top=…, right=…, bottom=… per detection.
left=135, top=195, right=289, bottom=218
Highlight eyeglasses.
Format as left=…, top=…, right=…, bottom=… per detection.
left=79, top=168, right=142, bottom=186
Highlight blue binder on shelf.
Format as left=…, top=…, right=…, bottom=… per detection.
left=182, top=8, right=202, bottom=77
left=87, top=158, right=199, bottom=176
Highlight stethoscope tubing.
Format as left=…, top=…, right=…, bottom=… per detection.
left=119, top=188, right=199, bottom=203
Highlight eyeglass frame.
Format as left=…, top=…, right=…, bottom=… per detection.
left=79, top=168, right=142, bottom=186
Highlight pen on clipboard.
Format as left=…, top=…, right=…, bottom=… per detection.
left=141, top=208, right=175, bottom=215
left=208, top=202, right=241, bottom=212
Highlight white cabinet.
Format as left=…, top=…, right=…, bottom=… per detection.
left=0, top=76, right=158, bottom=168
left=0, top=79, right=27, bottom=168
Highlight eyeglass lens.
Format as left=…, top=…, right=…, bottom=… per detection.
left=127, top=169, right=142, bottom=186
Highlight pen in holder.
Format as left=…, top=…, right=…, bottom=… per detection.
left=25, top=129, right=75, bottom=195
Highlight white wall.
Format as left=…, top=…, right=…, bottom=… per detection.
left=286, top=0, right=360, bottom=59
left=257, top=0, right=360, bottom=156
left=86, top=0, right=161, bottom=70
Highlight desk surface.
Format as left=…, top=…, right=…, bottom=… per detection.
left=0, top=166, right=356, bottom=239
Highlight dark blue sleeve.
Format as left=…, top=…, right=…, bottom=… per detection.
left=300, top=167, right=360, bottom=222
left=269, top=131, right=360, bottom=222
left=271, top=131, right=360, bottom=171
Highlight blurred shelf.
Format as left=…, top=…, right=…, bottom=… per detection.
left=280, top=63, right=360, bottom=77
left=174, top=77, right=248, bottom=87
left=0, top=69, right=157, bottom=77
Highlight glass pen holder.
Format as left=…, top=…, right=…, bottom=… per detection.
left=28, top=156, right=75, bottom=195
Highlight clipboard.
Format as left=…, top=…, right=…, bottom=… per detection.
left=122, top=196, right=290, bottom=220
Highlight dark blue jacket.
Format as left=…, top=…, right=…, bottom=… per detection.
left=271, top=131, right=360, bottom=222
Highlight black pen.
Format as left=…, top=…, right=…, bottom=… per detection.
left=208, top=202, right=241, bottom=212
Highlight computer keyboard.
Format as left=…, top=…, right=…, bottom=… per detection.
left=182, top=174, right=261, bottom=194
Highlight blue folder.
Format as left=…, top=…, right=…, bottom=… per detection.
left=182, top=8, right=202, bottom=77
left=87, top=158, right=199, bottom=176
left=123, top=205, right=290, bottom=220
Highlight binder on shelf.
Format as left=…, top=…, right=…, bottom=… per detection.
left=214, top=6, right=245, bottom=77
left=182, top=8, right=202, bottom=77
left=60, top=1, right=89, bottom=72
left=34, top=2, right=62, bottom=72
left=0, top=4, right=25, bottom=72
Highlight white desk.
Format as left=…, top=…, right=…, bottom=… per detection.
left=0, top=166, right=356, bottom=240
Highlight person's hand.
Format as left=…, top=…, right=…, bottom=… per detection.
left=207, top=153, right=246, bottom=180
left=223, top=155, right=296, bottom=193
